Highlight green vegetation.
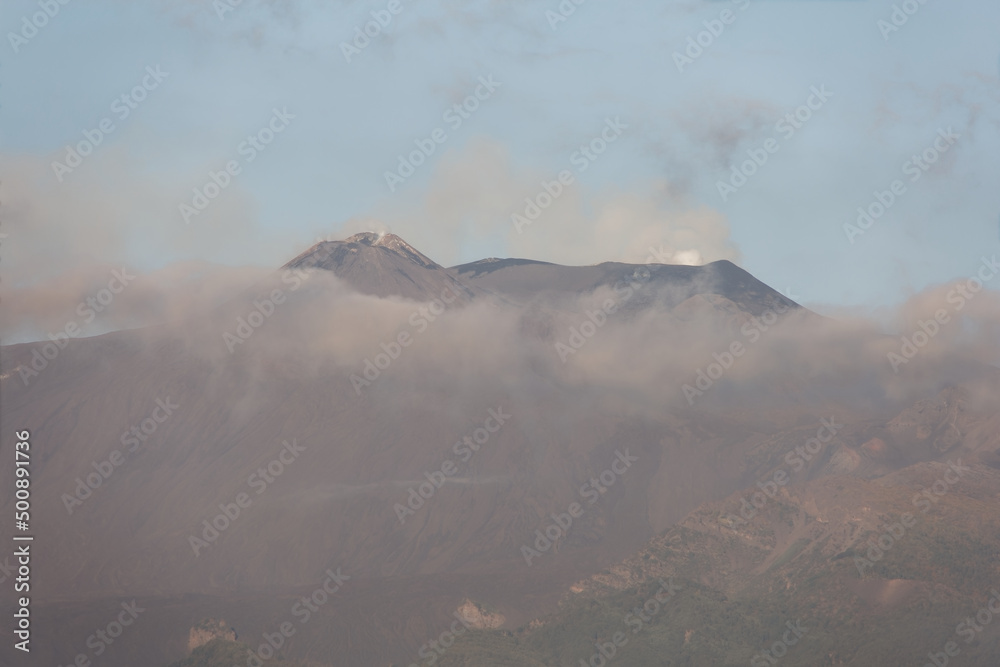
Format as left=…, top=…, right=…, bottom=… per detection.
left=165, top=469, right=1000, bottom=666
left=165, top=638, right=303, bottom=667
left=425, top=475, right=1000, bottom=666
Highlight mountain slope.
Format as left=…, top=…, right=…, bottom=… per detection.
left=1, top=235, right=997, bottom=667
left=430, top=460, right=1000, bottom=666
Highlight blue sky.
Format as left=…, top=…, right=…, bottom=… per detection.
left=2, top=0, right=999, bottom=313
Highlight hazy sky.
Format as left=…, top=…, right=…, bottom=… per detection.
left=2, top=0, right=999, bottom=311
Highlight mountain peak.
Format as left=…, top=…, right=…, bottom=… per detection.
left=340, top=232, right=438, bottom=268
left=281, top=232, right=479, bottom=302
left=344, top=231, right=384, bottom=246
left=344, top=231, right=408, bottom=248
left=286, top=232, right=439, bottom=271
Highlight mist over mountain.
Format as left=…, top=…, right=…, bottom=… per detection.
left=1, top=234, right=999, bottom=666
